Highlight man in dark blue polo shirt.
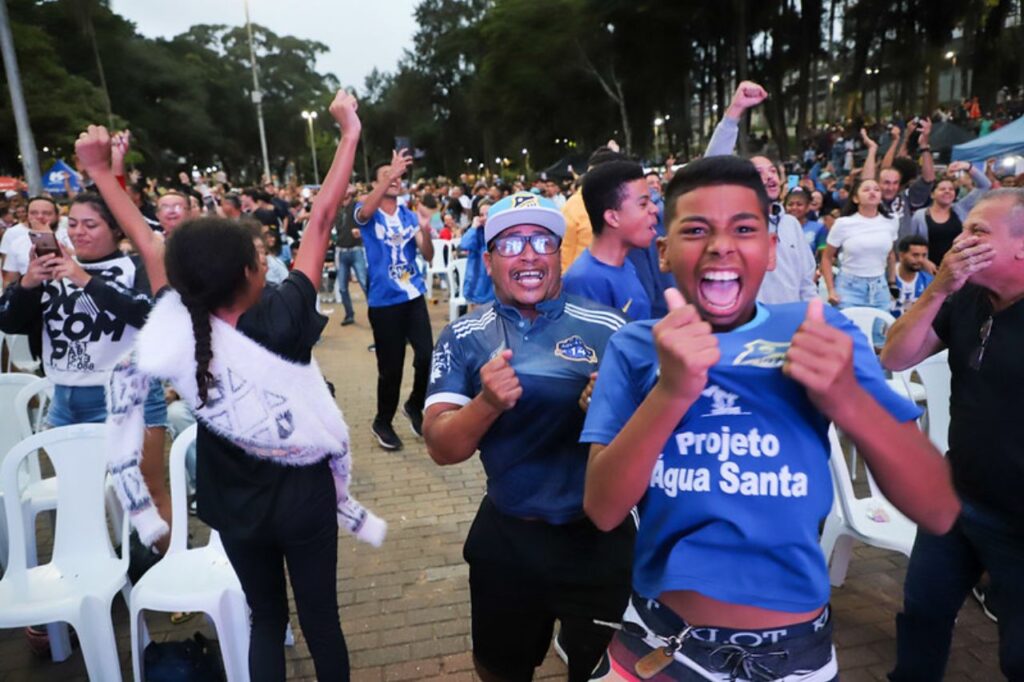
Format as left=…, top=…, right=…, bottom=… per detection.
left=423, top=193, right=635, bottom=682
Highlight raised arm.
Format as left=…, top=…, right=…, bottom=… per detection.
left=785, top=300, right=959, bottom=535
left=354, top=149, right=412, bottom=224
left=291, top=91, right=361, bottom=290
left=860, top=128, right=878, bottom=181
left=917, top=118, right=935, bottom=183
left=75, top=126, right=167, bottom=292
left=880, top=125, right=902, bottom=173
left=897, top=120, right=918, bottom=159
left=704, top=81, right=768, bottom=157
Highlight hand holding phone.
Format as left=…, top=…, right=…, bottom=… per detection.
left=29, top=230, right=61, bottom=258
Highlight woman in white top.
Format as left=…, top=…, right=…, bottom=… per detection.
left=821, top=177, right=898, bottom=312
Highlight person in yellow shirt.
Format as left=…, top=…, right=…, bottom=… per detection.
left=561, top=147, right=624, bottom=273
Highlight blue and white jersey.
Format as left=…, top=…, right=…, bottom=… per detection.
left=581, top=302, right=921, bottom=612
left=355, top=202, right=426, bottom=307
left=426, top=293, right=626, bottom=523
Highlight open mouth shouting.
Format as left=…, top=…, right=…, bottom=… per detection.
left=511, top=268, right=546, bottom=287
left=698, top=269, right=742, bottom=314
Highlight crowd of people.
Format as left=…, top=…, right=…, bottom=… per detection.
left=0, top=78, right=1021, bottom=682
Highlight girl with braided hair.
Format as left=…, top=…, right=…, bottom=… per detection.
left=80, top=91, right=382, bottom=682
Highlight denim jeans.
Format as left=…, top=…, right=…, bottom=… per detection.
left=836, top=272, right=892, bottom=346
left=890, top=501, right=1024, bottom=681
left=47, top=380, right=167, bottom=428
left=334, top=247, right=368, bottom=321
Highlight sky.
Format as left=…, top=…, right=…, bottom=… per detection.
left=110, top=0, right=420, bottom=91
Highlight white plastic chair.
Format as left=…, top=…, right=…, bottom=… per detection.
left=910, top=351, right=951, bottom=454
left=0, top=424, right=129, bottom=680
left=0, top=373, right=42, bottom=571
left=2, top=333, right=41, bottom=373
left=425, top=239, right=452, bottom=298
left=448, top=257, right=469, bottom=322
left=129, top=425, right=251, bottom=682
left=820, top=425, right=917, bottom=587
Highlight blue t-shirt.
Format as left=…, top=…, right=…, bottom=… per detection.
left=354, top=202, right=426, bottom=307
left=458, top=226, right=495, bottom=305
left=563, top=250, right=652, bottom=321
left=801, top=220, right=827, bottom=255
left=425, top=293, right=626, bottom=523
left=581, top=302, right=921, bottom=612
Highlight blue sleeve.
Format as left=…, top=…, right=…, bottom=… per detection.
left=581, top=328, right=647, bottom=445
left=824, top=306, right=922, bottom=423
left=459, top=226, right=481, bottom=253
left=353, top=202, right=372, bottom=229
left=424, top=323, right=474, bottom=408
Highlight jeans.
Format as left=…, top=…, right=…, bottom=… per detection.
left=334, top=247, right=367, bottom=321
left=835, top=272, right=892, bottom=346
left=890, top=501, right=1024, bottom=681
left=219, top=460, right=349, bottom=682
left=367, top=296, right=433, bottom=424
left=47, top=380, right=167, bottom=428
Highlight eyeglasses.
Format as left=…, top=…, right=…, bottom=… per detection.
left=488, top=233, right=560, bottom=257
left=968, top=316, right=993, bottom=371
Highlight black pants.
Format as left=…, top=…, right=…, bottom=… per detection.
left=367, top=296, right=433, bottom=423
left=464, top=497, right=635, bottom=682
left=219, top=466, right=349, bottom=682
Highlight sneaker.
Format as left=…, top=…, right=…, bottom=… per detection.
left=972, top=586, right=998, bottom=623
left=341, top=317, right=355, bottom=326
left=403, top=401, right=423, bottom=437
left=553, top=630, right=569, bottom=665
left=372, top=420, right=403, bottom=451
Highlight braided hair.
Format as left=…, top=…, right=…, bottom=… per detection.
left=164, top=218, right=259, bottom=406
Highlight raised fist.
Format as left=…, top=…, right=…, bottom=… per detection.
left=727, top=81, right=768, bottom=118
left=329, top=90, right=361, bottom=133
left=74, top=125, right=112, bottom=173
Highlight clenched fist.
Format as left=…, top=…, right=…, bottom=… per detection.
left=726, top=81, right=768, bottom=118
left=329, top=90, right=361, bottom=134
left=479, top=349, right=522, bottom=411
left=75, top=125, right=112, bottom=174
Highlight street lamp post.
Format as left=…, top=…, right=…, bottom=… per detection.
left=244, top=0, right=271, bottom=184
left=945, top=51, right=957, bottom=104
left=301, top=110, right=319, bottom=185
left=828, top=75, right=840, bottom=122
left=653, top=117, right=664, bottom=160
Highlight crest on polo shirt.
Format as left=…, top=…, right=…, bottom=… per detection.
left=733, top=339, right=790, bottom=368
left=554, top=335, right=597, bottom=364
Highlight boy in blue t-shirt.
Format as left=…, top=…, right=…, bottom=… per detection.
left=563, top=160, right=658, bottom=320
left=582, top=156, right=960, bottom=681
left=891, top=235, right=934, bottom=318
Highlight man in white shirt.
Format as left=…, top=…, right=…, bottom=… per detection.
left=1, top=196, right=70, bottom=286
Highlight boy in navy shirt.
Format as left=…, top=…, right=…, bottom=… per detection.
left=423, top=193, right=635, bottom=682
left=582, top=156, right=960, bottom=681
left=564, top=160, right=658, bottom=320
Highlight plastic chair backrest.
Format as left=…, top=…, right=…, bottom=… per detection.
left=167, top=425, right=197, bottom=555
left=430, top=240, right=451, bottom=271
left=0, top=374, right=42, bottom=469
left=1, top=424, right=127, bottom=575
left=4, top=334, right=39, bottom=373
left=840, top=307, right=895, bottom=348
left=448, top=258, right=469, bottom=321
left=913, top=351, right=951, bottom=453
left=13, top=377, right=51, bottom=485
left=826, top=425, right=861, bottom=526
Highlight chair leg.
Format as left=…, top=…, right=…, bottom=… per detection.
left=47, top=622, right=73, bottom=662
left=130, top=605, right=148, bottom=682
left=75, top=595, right=123, bottom=682
left=0, top=500, right=8, bottom=572
left=828, top=535, right=855, bottom=587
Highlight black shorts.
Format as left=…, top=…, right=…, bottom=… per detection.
left=464, top=497, right=635, bottom=682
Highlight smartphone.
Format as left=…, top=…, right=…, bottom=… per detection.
left=29, top=230, right=61, bottom=257
left=787, top=174, right=800, bottom=191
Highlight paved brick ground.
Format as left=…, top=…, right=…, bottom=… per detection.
left=0, top=288, right=1000, bottom=680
